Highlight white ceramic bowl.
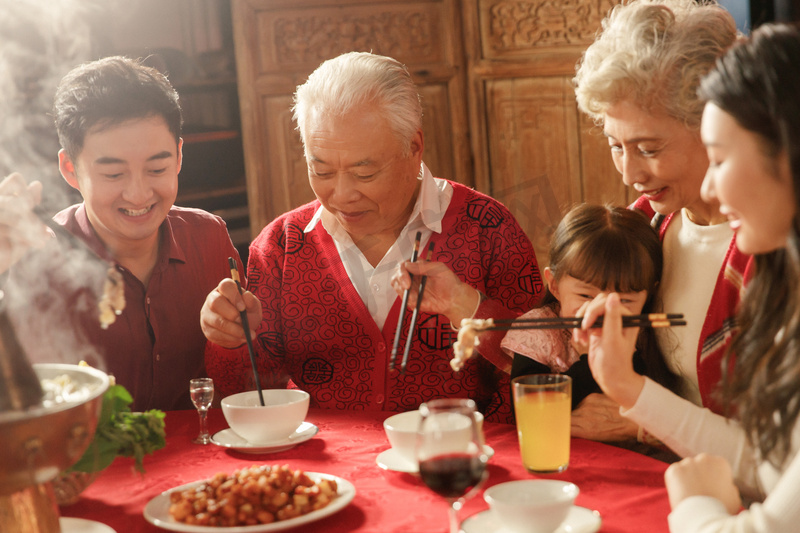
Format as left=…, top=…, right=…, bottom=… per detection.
left=383, top=409, right=484, bottom=464
left=221, top=389, right=309, bottom=445
left=484, top=479, right=579, bottom=533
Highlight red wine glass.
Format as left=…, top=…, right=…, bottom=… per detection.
left=416, top=398, right=488, bottom=533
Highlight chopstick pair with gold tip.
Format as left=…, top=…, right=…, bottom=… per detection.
left=400, top=243, right=435, bottom=373
left=227, top=257, right=265, bottom=406
left=471, top=313, right=685, bottom=331
left=390, top=231, right=422, bottom=370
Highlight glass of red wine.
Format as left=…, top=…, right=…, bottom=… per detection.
left=416, top=398, right=488, bottom=533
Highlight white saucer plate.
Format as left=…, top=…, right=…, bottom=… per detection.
left=60, top=517, right=116, bottom=533
left=376, top=445, right=496, bottom=474
left=460, top=506, right=601, bottom=533
left=143, top=472, right=355, bottom=532
left=211, top=422, right=318, bottom=453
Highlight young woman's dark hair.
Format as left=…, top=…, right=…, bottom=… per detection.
left=699, top=23, right=800, bottom=467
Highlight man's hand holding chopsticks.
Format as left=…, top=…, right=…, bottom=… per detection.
left=390, top=260, right=482, bottom=327
left=201, top=278, right=262, bottom=349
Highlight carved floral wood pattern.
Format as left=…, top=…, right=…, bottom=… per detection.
left=261, top=6, right=443, bottom=71
left=485, top=0, right=618, bottom=53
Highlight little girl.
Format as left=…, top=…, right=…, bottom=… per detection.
left=506, top=204, right=678, bottom=411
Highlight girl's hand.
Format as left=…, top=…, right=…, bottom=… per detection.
left=390, top=260, right=480, bottom=326
left=665, top=454, right=742, bottom=515
left=576, top=292, right=644, bottom=410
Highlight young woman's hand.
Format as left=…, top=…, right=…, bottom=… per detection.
left=575, top=292, right=644, bottom=410
left=665, top=454, right=742, bottom=515
left=390, top=260, right=481, bottom=326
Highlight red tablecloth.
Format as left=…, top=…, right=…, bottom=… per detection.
left=61, top=408, right=671, bottom=532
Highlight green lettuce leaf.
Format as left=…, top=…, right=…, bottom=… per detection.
left=67, top=384, right=166, bottom=474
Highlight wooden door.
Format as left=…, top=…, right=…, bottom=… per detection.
left=231, top=0, right=472, bottom=237
left=462, top=0, right=628, bottom=265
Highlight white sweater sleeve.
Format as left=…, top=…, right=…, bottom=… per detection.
left=668, top=453, right=800, bottom=533
left=622, top=378, right=761, bottom=498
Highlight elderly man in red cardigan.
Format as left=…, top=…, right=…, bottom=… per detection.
left=201, top=52, right=543, bottom=423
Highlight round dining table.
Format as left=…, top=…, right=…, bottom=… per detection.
left=60, top=408, right=672, bottom=532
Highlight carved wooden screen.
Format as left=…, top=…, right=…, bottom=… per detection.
left=231, top=0, right=471, bottom=236
left=462, top=0, right=629, bottom=265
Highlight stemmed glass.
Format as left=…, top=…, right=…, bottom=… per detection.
left=416, top=398, right=488, bottom=533
left=189, top=378, right=214, bottom=444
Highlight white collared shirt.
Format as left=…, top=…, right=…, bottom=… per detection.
left=304, top=162, right=453, bottom=329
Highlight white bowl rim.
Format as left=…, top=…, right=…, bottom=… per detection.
left=484, top=479, right=579, bottom=506
left=383, top=410, right=421, bottom=431
left=383, top=409, right=484, bottom=432
left=221, top=389, right=310, bottom=408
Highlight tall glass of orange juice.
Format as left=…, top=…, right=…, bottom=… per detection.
left=512, top=374, right=572, bottom=473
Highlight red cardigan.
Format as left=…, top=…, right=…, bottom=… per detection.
left=631, top=197, right=754, bottom=413
left=206, top=181, right=543, bottom=423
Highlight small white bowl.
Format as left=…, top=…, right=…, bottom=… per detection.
left=383, top=409, right=484, bottom=465
left=484, top=479, right=579, bottom=533
left=221, top=389, right=309, bottom=445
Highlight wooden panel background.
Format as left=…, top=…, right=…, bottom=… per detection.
left=463, top=0, right=628, bottom=265
left=232, top=0, right=471, bottom=237
left=233, top=0, right=631, bottom=266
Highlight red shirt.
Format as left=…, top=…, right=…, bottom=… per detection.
left=10, top=204, right=242, bottom=411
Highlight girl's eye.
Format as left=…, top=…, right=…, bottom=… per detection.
left=104, top=173, right=123, bottom=179
left=150, top=167, right=167, bottom=175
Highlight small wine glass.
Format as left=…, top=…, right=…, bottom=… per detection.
left=190, top=378, right=214, bottom=444
left=416, top=398, right=488, bottom=533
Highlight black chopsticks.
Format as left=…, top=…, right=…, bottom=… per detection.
left=474, top=313, right=686, bottom=331
left=228, top=257, right=265, bottom=406
left=390, top=231, right=422, bottom=370
left=399, top=244, right=434, bottom=373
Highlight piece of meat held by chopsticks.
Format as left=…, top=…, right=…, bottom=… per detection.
left=97, top=267, right=125, bottom=329
left=451, top=318, right=494, bottom=372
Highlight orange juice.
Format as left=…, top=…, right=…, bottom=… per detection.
left=514, top=390, right=571, bottom=473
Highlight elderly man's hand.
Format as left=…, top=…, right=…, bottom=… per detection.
left=0, top=173, right=49, bottom=275
left=665, top=454, right=742, bottom=515
left=200, top=279, right=263, bottom=349
left=571, top=393, right=638, bottom=441
left=390, top=260, right=481, bottom=326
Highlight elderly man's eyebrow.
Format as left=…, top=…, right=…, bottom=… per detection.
left=308, top=155, right=377, bottom=167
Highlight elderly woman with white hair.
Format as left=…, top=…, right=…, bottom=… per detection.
left=200, top=51, right=542, bottom=423
left=568, top=0, right=755, bottom=443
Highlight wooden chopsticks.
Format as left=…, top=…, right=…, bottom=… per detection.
left=479, top=313, right=685, bottom=331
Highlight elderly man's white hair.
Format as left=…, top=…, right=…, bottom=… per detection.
left=292, top=51, right=423, bottom=156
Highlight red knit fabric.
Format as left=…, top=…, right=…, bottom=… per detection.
left=631, top=196, right=754, bottom=413
left=206, top=181, right=544, bottom=423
